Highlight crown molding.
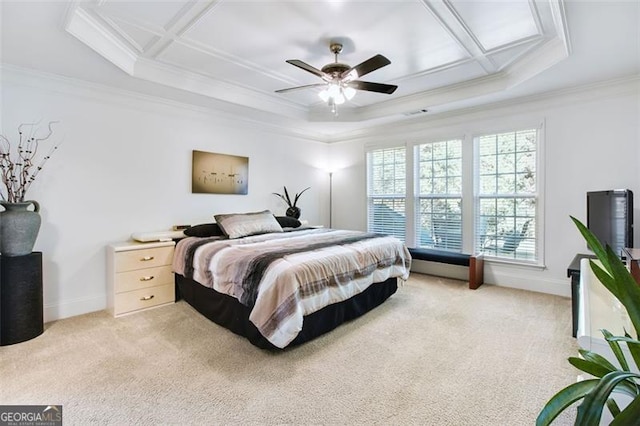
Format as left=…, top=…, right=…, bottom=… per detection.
left=314, top=33, right=569, bottom=124
left=63, top=0, right=574, bottom=125
left=327, top=74, right=640, bottom=144
left=0, top=64, right=331, bottom=144
left=65, top=6, right=137, bottom=75
left=65, top=3, right=311, bottom=122
left=134, top=58, right=309, bottom=121
left=550, top=0, right=572, bottom=55
left=504, top=37, right=568, bottom=88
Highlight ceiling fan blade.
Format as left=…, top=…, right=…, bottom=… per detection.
left=275, top=83, right=327, bottom=94
left=341, top=54, right=391, bottom=79
left=347, top=80, right=398, bottom=95
left=286, top=60, right=330, bottom=80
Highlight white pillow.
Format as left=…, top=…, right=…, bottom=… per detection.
left=214, top=210, right=283, bottom=239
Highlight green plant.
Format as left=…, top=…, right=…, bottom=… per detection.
left=536, top=216, right=640, bottom=425
left=272, top=186, right=310, bottom=208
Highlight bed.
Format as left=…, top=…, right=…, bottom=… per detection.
left=172, top=211, right=411, bottom=350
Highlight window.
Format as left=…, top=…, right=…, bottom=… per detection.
left=364, top=125, right=542, bottom=266
left=475, top=129, right=538, bottom=262
left=367, top=147, right=406, bottom=241
left=415, top=139, right=463, bottom=251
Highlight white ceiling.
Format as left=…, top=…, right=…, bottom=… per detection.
left=1, top=1, right=639, bottom=140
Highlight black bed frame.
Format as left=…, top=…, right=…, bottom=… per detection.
left=175, top=274, right=398, bottom=350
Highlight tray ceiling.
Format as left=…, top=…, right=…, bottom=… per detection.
left=64, top=0, right=570, bottom=123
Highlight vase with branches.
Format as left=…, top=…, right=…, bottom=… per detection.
left=0, top=121, right=60, bottom=203
left=272, top=186, right=310, bottom=219
left=0, top=121, right=60, bottom=256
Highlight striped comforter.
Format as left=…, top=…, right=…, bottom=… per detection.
left=173, top=228, right=411, bottom=348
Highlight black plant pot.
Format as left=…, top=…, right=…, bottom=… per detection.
left=286, top=206, right=301, bottom=219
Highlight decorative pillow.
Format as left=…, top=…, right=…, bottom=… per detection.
left=275, top=216, right=301, bottom=228
left=214, top=210, right=283, bottom=239
left=183, top=223, right=225, bottom=238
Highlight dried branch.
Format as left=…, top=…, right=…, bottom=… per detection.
left=0, top=121, right=60, bottom=203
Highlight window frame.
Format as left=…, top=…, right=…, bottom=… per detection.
left=363, top=120, right=545, bottom=269
left=472, top=123, right=545, bottom=267
left=414, top=139, right=464, bottom=252
left=366, top=146, right=408, bottom=242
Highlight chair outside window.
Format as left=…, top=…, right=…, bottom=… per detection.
left=481, top=219, right=532, bottom=255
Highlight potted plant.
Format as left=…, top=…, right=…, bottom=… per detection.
left=536, top=216, right=640, bottom=425
left=0, top=121, right=60, bottom=256
left=272, top=186, right=310, bottom=219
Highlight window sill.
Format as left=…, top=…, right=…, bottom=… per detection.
left=482, top=255, right=546, bottom=271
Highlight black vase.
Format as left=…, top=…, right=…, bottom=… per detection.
left=286, top=206, right=301, bottom=219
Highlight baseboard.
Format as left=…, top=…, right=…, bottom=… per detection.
left=488, top=272, right=570, bottom=297
left=44, top=295, right=106, bottom=323
left=410, top=259, right=571, bottom=297
left=410, top=260, right=468, bottom=281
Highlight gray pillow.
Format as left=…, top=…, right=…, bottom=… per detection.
left=214, top=210, right=283, bottom=239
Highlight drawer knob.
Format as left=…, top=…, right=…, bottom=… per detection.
left=140, top=276, right=155, bottom=282
left=140, top=295, right=155, bottom=301
left=140, top=256, right=155, bottom=261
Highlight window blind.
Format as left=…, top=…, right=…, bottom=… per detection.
left=415, top=140, right=463, bottom=252
left=366, top=147, right=406, bottom=241
left=475, top=129, right=538, bottom=261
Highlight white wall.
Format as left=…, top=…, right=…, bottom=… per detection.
left=2, top=67, right=638, bottom=321
left=330, top=78, right=640, bottom=296
left=1, top=69, right=329, bottom=321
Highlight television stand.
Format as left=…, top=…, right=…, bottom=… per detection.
left=622, top=247, right=640, bottom=285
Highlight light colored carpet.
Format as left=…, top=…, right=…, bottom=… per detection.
left=0, top=273, right=578, bottom=425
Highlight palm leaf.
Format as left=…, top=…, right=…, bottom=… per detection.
left=538, top=217, right=640, bottom=424
left=611, top=394, right=640, bottom=425
left=604, top=248, right=640, bottom=337
left=576, top=371, right=640, bottom=425
left=272, top=192, right=286, bottom=203
left=602, top=329, right=630, bottom=372
left=569, top=355, right=638, bottom=397
left=606, top=398, right=621, bottom=418
left=292, top=187, right=310, bottom=207
left=578, top=349, right=619, bottom=372
left=571, top=216, right=640, bottom=337
left=571, top=216, right=611, bottom=271
left=283, top=186, right=292, bottom=206
left=613, top=333, right=640, bottom=373
left=536, top=379, right=599, bottom=426
left=569, top=357, right=615, bottom=378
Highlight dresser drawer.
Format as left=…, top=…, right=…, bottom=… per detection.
left=115, top=246, right=173, bottom=272
left=114, top=283, right=175, bottom=316
left=115, top=265, right=173, bottom=293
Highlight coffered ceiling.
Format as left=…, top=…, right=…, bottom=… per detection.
left=1, top=1, right=639, bottom=139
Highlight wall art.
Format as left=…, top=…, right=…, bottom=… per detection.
left=192, top=150, right=248, bottom=195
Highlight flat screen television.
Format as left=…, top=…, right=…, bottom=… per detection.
left=587, top=189, right=634, bottom=255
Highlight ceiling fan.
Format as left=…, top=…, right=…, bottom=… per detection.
left=276, top=43, right=397, bottom=114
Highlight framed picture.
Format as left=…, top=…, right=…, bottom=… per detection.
left=192, top=150, right=248, bottom=195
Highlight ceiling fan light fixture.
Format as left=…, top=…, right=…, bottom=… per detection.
left=318, top=89, right=330, bottom=102
left=277, top=42, right=397, bottom=116
left=319, top=83, right=352, bottom=106
left=343, top=86, right=356, bottom=100
left=344, top=69, right=359, bottom=81
left=327, top=83, right=341, bottom=98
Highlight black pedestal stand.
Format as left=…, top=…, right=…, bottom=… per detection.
left=0, top=252, right=44, bottom=346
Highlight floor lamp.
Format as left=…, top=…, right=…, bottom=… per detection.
left=329, top=172, right=333, bottom=228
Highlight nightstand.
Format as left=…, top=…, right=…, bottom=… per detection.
left=106, top=240, right=175, bottom=317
